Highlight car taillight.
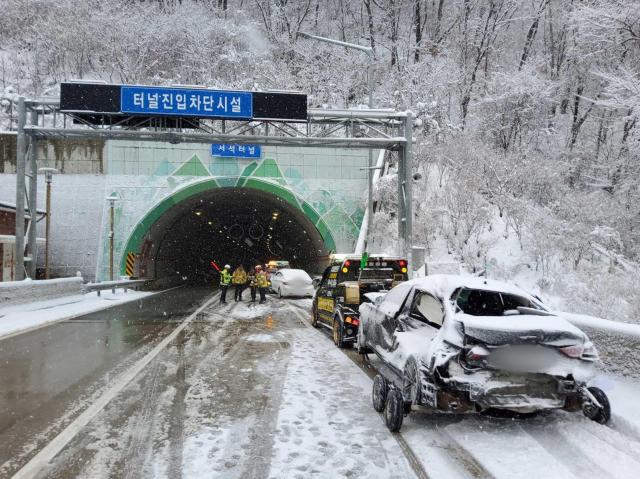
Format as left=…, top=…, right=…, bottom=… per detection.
left=465, top=345, right=490, bottom=368
left=344, top=316, right=360, bottom=326
left=560, top=342, right=599, bottom=361
left=398, top=260, right=406, bottom=267
left=559, top=344, right=583, bottom=359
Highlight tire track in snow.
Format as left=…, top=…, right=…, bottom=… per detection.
left=286, top=303, right=431, bottom=479
left=288, top=301, right=494, bottom=478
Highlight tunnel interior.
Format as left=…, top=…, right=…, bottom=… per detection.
left=141, top=187, right=330, bottom=283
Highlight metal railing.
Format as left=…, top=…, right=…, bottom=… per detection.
left=83, top=279, right=148, bottom=296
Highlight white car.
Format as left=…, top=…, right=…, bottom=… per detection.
left=270, top=269, right=314, bottom=298
left=358, top=274, right=609, bottom=432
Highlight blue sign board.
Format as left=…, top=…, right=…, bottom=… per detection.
left=211, top=144, right=262, bottom=159
left=121, top=86, right=253, bottom=119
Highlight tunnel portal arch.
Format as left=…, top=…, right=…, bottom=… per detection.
left=121, top=178, right=337, bottom=280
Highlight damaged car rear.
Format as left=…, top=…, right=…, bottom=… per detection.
left=358, top=275, right=610, bottom=432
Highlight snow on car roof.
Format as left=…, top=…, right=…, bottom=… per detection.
left=279, top=268, right=311, bottom=279
left=400, top=274, right=534, bottom=300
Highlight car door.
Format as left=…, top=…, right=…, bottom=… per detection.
left=315, top=266, right=337, bottom=325
left=271, top=271, right=283, bottom=291
left=367, top=284, right=412, bottom=354
left=398, top=289, right=445, bottom=360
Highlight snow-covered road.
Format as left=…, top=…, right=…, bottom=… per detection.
left=3, top=289, right=640, bottom=478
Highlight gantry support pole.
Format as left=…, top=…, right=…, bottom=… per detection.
left=27, top=109, right=39, bottom=278
left=15, top=97, right=27, bottom=281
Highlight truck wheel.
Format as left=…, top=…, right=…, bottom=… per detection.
left=384, top=388, right=404, bottom=432
left=583, top=386, right=611, bottom=424
left=372, top=374, right=388, bottom=412
left=333, top=318, right=346, bottom=348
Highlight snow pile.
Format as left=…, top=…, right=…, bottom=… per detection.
left=0, top=277, right=84, bottom=314
left=0, top=288, right=153, bottom=338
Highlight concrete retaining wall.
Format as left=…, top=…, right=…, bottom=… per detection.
left=0, top=277, right=84, bottom=314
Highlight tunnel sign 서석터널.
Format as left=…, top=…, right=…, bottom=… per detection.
left=211, top=144, right=261, bottom=159
left=121, top=86, right=253, bottom=119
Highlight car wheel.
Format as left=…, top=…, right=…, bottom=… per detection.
left=372, top=374, right=388, bottom=412
left=583, top=386, right=611, bottom=424
left=384, top=388, right=404, bottom=433
left=333, top=318, right=346, bottom=348
left=311, top=305, right=319, bottom=328
left=402, top=358, right=421, bottom=407
left=356, top=322, right=371, bottom=355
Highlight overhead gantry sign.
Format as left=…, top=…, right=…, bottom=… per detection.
left=13, top=82, right=413, bottom=280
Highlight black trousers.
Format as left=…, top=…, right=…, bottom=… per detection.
left=234, top=284, right=244, bottom=301
left=220, top=285, right=229, bottom=303
left=258, top=287, right=267, bottom=303
left=250, top=286, right=256, bottom=301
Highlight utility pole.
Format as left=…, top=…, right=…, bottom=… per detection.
left=106, top=195, right=118, bottom=288
left=27, top=108, right=38, bottom=278
left=298, top=31, right=376, bottom=251
left=39, top=168, right=58, bottom=279
left=15, top=97, right=26, bottom=281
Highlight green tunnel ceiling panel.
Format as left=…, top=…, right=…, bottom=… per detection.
left=101, top=141, right=373, bottom=280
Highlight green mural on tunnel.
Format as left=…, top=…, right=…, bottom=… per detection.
left=97, top=141, right=372, bottom=280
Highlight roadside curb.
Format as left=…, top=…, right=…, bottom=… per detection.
left=0, top=286, right=181, bottom=342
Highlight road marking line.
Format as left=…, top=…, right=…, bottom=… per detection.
left=12, top=292, right=220, bottom=479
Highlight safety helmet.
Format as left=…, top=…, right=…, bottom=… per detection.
left=225, top=264, right=231, bottom=269
left=255, top=265, right=262, bottom=270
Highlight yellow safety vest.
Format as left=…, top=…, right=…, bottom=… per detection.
left=232, top=269, right=247, bottom=284
left=220, top=269, right=232, bottom=286
left=256, top=271, right=269, bottom=288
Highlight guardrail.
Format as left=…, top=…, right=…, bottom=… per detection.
left=83, top=279, right=148, bottom=296
left=559, top=311, right=640, bottom=379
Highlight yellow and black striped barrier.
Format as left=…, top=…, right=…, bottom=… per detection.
left=125, top=252, right=136, bottom=277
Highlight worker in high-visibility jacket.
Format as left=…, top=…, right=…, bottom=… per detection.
left=247, top=268, right=257, bottom=302
left=255, top=265, right=269, bottom=304
left=219, top=264, right=232, bottom=304
left=232, top=265, right=247, bottom=302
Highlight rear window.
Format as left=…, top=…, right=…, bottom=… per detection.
left=454, top=288, right=539, bottom=316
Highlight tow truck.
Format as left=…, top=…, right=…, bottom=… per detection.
left=311, top=254, right=408, bottom=348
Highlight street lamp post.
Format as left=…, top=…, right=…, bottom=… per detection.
left=39, top=167, right=58, bottom=279
left=106, top=195, right=118, bottom=290
left=298, top=31, right=375, bottom=251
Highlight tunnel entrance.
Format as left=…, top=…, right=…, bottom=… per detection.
left=130, top=185, right=332, bottom=283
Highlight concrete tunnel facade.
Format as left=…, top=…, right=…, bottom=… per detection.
left=101, top=141, right=373, bottom=282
